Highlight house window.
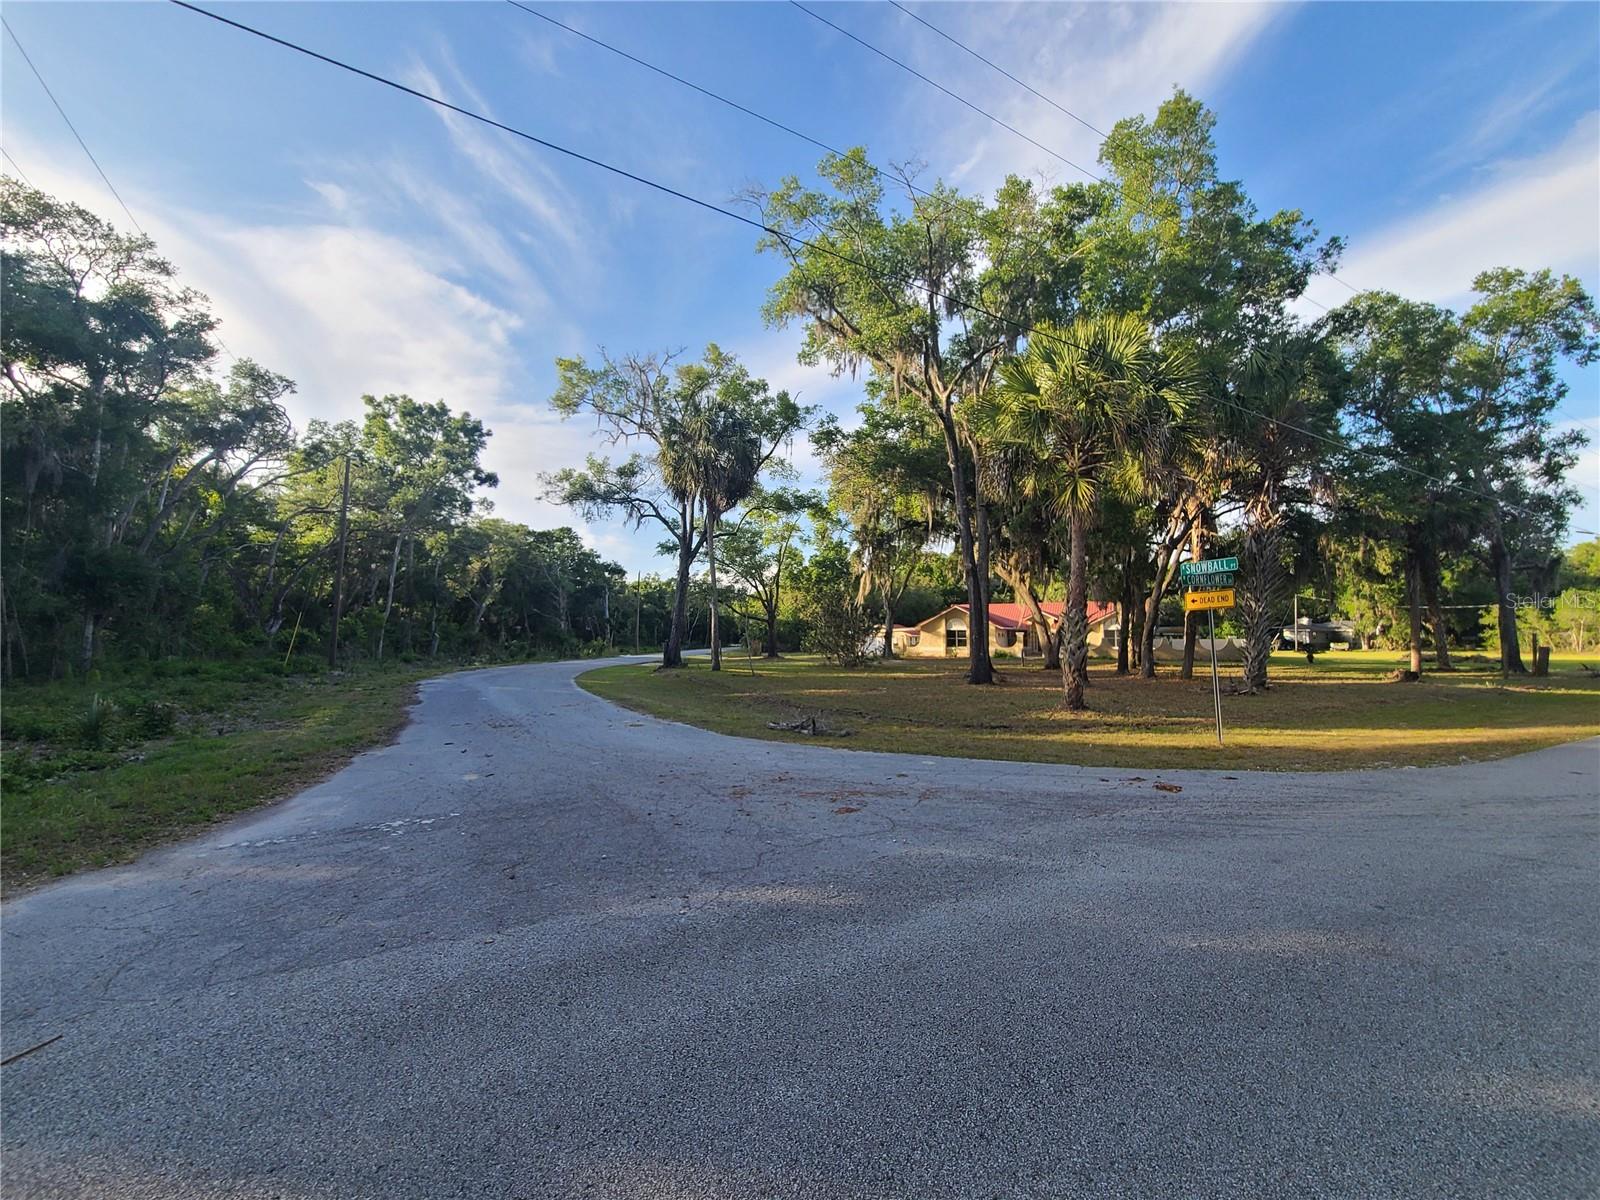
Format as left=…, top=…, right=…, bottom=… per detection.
left=946, top=625, right=968, bottom=650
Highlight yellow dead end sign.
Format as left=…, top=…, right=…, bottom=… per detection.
left=1179, top=576, right=1234, bottom=745
left=1185, top=587, right=1235, bottom=612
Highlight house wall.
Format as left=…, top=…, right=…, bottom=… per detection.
left=905, top=611, right=1035, bottom=658
left=906, top=609, right=1117, bottom=660
left=991, top=626, right=1027, bottom=657
left=904, top=612, right=964, bottom=658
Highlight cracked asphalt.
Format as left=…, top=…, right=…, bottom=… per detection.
left=3, top=656, right=1597, bottom=1198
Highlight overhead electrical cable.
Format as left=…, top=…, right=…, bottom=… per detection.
left=1, top=146, right=32, bottom=184
left=803, top=2, right=1366, bottom=309
left=2, top=17, right=245, bottom=363
left=3, top=17, right=147, bottom=236
left=503, top=0, right=1120, bottom=280
left=887, top=3, right=1373, bottom=299
left=787, top=1, right=1098, bottom=183
left=166, top=0, right=1586, bottom=532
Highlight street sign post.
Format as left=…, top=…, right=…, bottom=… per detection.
left=1180, top=577, right=1234, bottom=744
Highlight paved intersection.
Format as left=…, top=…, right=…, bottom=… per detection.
left=3, top=657, right=1596, bottom=1198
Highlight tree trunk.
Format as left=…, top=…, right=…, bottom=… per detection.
left=1062, top=511, right=1089, bottom=710
left=1180, top=521, right=1202, bottom=679
left=935, top=413, right=992, bottom=684
left=976, top=498, right=994, bottom=620
left=1139, top=573, right=1168, bottom=681
left=1239, top=516, right=1286, bottom=693
left=1140, top=529, right=1192, bottom=681
left=79, top=610, right=96, bottom=675
left=1490, top=531, right=1526, bottom=674
left=767, top=545, right=786, bottom=657
left=1139, top=510, right=1193, bottom=680
left=1000, top=564, right=1057, bottom=669
left=881, top=603, right=895, bottom=660
left=707, top=512, right=722, bottom=672
left=663, top=525, right=694, bottom=668
left=1116, top=560, right=1136, bottom=677
left=1041, top=613, right=1062, bottom=671
left=1116, top=602, right=1130, bottom=676
left=1420, top=546, right=1453, bottom=670
left=1404, top=547, right=1424, bottom=681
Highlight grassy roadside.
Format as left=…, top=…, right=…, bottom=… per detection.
left=1, top=660, right=443, bottom=890
left=578, top=650, right=1600, bottom=772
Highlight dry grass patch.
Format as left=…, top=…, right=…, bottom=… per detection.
left=578, top=650, right=1600, bottom=771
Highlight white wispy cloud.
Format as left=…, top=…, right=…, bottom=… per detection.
left=2, top=135, right=613, bottom=546
left=401, top=52, right=593, bottom=269
left=892, top=0, right=1288, bottom=192
left=1297, top=112, right=1600, bottom=313
left=730, top=328, right=867, bottom=488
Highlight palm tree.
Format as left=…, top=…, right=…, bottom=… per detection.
left=662, top=398, right=762, bottom=672
left=977, top=315, right=1197, bottom=710
left=1222, top=334, right=1338, bottom=692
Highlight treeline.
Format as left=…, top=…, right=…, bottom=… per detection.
left=0, top=180, right=636, bottom=679
left=9, top=87, right=1595, bottom=701
left=545, top=90, right=1596, bottom=705
left=756, top=90, right=1596, bottom=699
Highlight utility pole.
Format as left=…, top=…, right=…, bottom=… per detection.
left=328, top=454, right=351, bottom=669
left=634, top=572, right=641, bottom=654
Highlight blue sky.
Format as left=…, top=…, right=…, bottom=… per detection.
left=4, top=1, right=1598, bottom=569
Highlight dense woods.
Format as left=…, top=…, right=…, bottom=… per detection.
left=4, top=90, right=1596, bottom=701
left=0, top=180, right=632, bottom=678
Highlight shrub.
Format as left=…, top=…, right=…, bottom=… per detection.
left=801, top=602, right=877, bottom=666
left=129, top=700, right=179, bottom=739
left=793, top=540, right=877, bottom=667
left=74, top=694, right=120, bottom=748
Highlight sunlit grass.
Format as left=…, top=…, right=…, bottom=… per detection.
left=578, top=649, right=1600, bottom=772
left=2, top=663, right=440, bottom=888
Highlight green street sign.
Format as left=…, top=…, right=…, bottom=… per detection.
left=1186, top=571, right=1234, bottom=587
left=1180, top=557, right=1238, bottom=579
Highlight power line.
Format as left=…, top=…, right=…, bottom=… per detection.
left=889, top=2, right=1363, bottom=302
left=837, top=3, right=1361, bottom=303
left=796, top=2, right=1339, bottom=313
left=789, top=1, right=1099, bottom=184
left=503, top=0, right=1110, bottom=275
left=508, top=2, right=840, bottom=169
left=0, top=146, right=32, bottom=185
left=505, top=1, right=1322, bottom=324
left=166, top=0, right=1589, bottom=534
left=3, top=17, right=147, bottom=237
left=5, top=17, right=237, bottom=367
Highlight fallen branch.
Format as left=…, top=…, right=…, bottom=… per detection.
left=766, top=714, right=851, bottom=737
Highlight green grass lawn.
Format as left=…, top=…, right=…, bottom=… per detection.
left=1, top=661, right=439, bottom=889
left=578, top=649, right=1600, bottom=772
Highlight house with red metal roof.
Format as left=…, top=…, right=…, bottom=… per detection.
left=902, top=601, right=1118, bottom=659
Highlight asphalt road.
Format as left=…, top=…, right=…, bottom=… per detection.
left=3, top=656, right=1597, bottom=1199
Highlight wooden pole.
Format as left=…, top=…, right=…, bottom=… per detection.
left=634, top=572, right=641, bottom=654
left=283, top=610, right=303, bottom=669
left=328, top=455, right=351, bottom=669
